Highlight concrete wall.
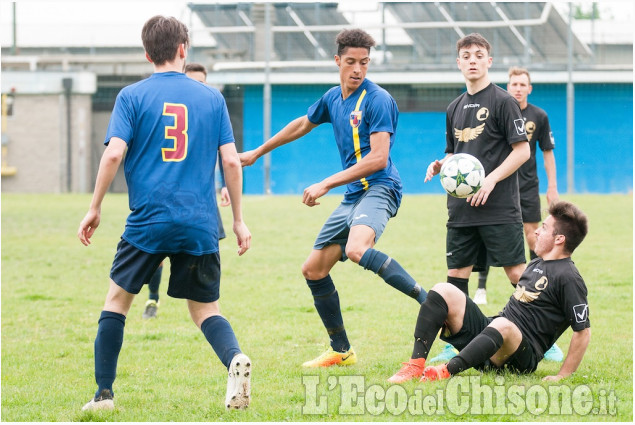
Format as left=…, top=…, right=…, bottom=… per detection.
left=1, top=93, right=92, bottom=193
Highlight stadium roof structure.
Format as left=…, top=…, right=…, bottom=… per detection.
left=184, top=1, right=631, bottom=85
left=188, top=2, right=601, bottom=67
left=1, top=2, right=632, bottom=85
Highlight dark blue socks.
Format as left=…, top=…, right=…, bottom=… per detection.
left=359, top=248, right=427, bottom=303
left=147, top=264, right=163, bottom=302
left=201, top=315, right=241, bottom=369
left=306, top=275, right=350, bottom=352
left=94, top=311, right=126, bottom=397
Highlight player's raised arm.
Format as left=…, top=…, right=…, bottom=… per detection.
left=220, top=142, right=251, bottom=256
left=77, top=137, right=127, bottom=246
left=239, top=115, right=318, bottom=166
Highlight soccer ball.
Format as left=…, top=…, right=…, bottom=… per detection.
left=439, top=153, right=485, bottom=198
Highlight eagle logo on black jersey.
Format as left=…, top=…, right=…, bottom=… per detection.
left=513, top=285, right=541, bottom=303
left=454, top=123, right=485, bottom=142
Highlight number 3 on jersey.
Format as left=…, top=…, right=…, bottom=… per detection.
left=162, top=103, right=188, bottom=162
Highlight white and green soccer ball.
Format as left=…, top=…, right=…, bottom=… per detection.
left=439, top=153, right=485, bottom=198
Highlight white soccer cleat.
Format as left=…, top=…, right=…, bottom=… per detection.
left=225, top=353, right=251, bottom=410
left=82, top=389, right=114, bottom=412
left=473, top=288, right=487, bottom=305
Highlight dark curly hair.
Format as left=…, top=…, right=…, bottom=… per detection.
left=335, top=29, right=375, bottom=56
left=549, top=201, right=589, bottom=254
left=142, top=15, right=189, bottom=66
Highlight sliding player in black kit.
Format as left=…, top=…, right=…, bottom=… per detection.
left=388, top=201, right=590, bottom=384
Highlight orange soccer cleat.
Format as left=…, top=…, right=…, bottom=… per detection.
left=387, top=358, right=426, bottom=383
left=421, top=364, right=451, bottom=382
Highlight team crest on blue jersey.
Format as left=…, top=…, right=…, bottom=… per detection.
left=350, top=111, right=362, bottom=128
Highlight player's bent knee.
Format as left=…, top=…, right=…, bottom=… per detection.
left=301, top=262, right=325, bottom=281
left=430, top=282, right=462, bottom=302
left=187, top=300, right=221, bottom=328
left=488, top=317, right=519, bottom=339
left=344, top=244, right=367, bottom=264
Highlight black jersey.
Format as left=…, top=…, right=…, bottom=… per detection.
left=445, top=83, right=528, bottom=226
left=499, top=257, right=590, bottom=360
left=517, top=103, right=555, bottom=192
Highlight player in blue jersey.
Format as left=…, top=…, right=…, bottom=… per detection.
left=141, top=63, right=232, bottom=320
left=240, top=29, right=426, bottom=368
left=78, top=16, right=252, bottom=411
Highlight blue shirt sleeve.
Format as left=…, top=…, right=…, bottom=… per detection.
left=307, top=91, right=333, bottom=125
left=365, top=91, right=397, bottom=135
left=105, top=89, right=135, bottom=146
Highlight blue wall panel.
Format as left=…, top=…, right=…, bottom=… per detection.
left=243, top=84, right=344, bottom=195
left=242, top=83, right=633, bottom=195
left=392, top=112, right=447, bottom=194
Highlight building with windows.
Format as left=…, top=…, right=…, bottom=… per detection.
left=1, top=2, right=632, bottom=193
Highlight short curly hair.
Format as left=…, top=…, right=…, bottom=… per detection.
left=335, top=29, right=375, bottom=56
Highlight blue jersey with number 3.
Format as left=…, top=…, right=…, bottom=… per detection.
left=307, top=79, right=402, bottom=205
left=105, top=72, right=234, bottom=255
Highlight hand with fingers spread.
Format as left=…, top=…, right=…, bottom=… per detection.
left=466, top=174, right=496, bottom=207
left=425, top=159, right=443, bottom=183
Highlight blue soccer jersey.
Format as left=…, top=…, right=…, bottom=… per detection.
left=307, top=79, right=402, bottom=205
left=105, top=72, right=234, bottom=255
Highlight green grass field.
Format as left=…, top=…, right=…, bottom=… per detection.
left=1, top=193, right=632, bottom=421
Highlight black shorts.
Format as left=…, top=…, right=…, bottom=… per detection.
left=440, top=297, right=539, bottom=374
left=440, top=296, right=492, bottom=350
left=110, top=238, right=222, bottom=303
left=446, top=224, right=525, bottom=270
left=520, top=184, right=542, bottom=223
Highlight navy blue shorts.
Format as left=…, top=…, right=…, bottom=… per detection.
left=313, top=185, right=399, bottom=261
left=110, top=238, right=221, bottom=303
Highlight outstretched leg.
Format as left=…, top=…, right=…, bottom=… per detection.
left=189, top=300, right=250, bottom=409
left=347, top=224, right=426, bottom=303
